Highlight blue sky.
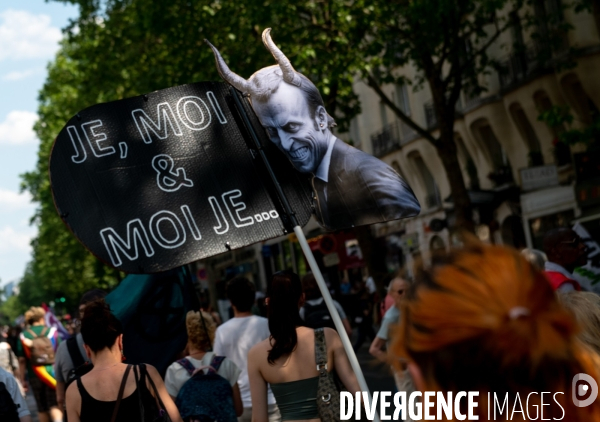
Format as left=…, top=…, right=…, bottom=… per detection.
left=0, top=1, right=78, bottom=285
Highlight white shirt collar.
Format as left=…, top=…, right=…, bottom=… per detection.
left=545, top=261, right=574, bottom=279
left=315, top=138, right=335, bottom=182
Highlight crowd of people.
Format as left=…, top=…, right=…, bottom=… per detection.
left=0, top=227, right=599, bottom=421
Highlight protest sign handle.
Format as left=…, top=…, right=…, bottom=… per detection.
left=294, top=226, right=379, bottom=422
left=229, top=88, right=299, bottom=225
left=230, top=87, right=378, bottom=420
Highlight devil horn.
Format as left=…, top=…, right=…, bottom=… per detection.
left=261, top=28, right=301, bottom=87
left=205, top=39, right=254, bottom=94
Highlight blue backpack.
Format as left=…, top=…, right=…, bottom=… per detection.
left=174, top=355, right=237, bottom=422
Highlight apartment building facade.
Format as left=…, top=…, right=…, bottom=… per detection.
left=346, top=2, right=600, bottom=273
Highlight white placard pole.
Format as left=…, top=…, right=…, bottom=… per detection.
left=294, top=225, right=379, bottom=422
left=230, top=88, right=379, bottom=421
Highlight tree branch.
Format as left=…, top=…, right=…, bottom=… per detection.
left=366, top=73, right=436, bottom=145
left=471, top=18, right=513, bottom=59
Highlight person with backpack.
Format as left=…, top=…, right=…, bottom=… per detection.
left=165, top=310, right=242, bottom=421
left=65, top=299, right=182, bottom=422
left=299, top=273, right=352, bottom=336
left=0, top=367, right=32, bottom=422
left=54, top=289, right=107, bottom=414
left=17, top=306, right=62, bottom=422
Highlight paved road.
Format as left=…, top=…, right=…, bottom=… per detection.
left=354, top=340, right=396, bottom=393
left=25, top=388, right=40, bottom=422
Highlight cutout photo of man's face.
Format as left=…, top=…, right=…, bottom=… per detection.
left=253, top=83, right=328, bottom=174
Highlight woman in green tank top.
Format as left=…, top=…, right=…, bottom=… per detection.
left=247, top=271, right=360, bottom=421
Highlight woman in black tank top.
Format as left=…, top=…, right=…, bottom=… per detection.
left=65, top=300, right=182, bottom=422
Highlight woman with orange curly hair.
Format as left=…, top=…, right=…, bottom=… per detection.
left=391, top=242, right=600, bottom=421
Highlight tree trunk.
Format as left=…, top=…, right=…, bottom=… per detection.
left=436, top=126, right=474, bottom=233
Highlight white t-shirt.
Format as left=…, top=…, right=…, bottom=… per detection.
left=0, top=367, right=30, bottom=418
left=164, top=351, right=241, bottom=398
left=213, top=315, right=275, bottom=407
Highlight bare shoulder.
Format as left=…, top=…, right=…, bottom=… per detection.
left=248, top=338, right=271, bottom=361
left=66, top=379, right=80, bottom=401
left=323, top=327, right=341, bottom=344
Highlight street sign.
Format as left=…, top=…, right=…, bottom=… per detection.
left=50, top=82, right=312, bottom=273
left=519, top=164, right=559, bottom=192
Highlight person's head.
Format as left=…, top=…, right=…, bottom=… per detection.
left=78, top=289, right=107, bottom=319
left=266, top=270, right=303, bottom=364
left=542, top=228, right=587, bottom=272
left=558, top=291, right=600, bottom=355
left=207, top=29, right=335, bottom=174
left=520, top=248, right=548, bottom=271
left=186, top=310, right=216, bottom=352
left=301, top=273, right=322, bottom=301
left=226, top=277, right=256, bottom=313
left=80, top=299, right=123, bottom=357
left=24, top=307, right=45, bottom=326
left=388, top=277, right=409, bottom=309
left=393, top=243, right=600, bottom=421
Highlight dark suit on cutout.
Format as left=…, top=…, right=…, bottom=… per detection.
left=312, top=139, right=420, bottom=230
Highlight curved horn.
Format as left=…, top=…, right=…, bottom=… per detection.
left=205, top=39, right=254, bottom=94
left=261, top=28, right=302, bottom=87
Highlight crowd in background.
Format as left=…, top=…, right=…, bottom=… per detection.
left=0, top=226, right=599, bottom=421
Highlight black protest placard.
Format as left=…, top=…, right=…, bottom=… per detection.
left=50, top=82, right=313, bottom=273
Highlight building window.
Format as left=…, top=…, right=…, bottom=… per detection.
left=470, top=118, right=513, bottom=186
left=408, top=152, right=441, bottom=209
left=560, top=73, right=600, bottom=125
left=509, top=103, right=543, bottom=166
left=391, top=160, right=407, bottom=180
left=455, top=135, right=480, bottom=190
left=395, top=84, right=410, bottom=115
left=349, top=118, right=361, bottom=149
left=379, top=101, right=388, bottom=128
left=534, top=90, right=571, bottom=166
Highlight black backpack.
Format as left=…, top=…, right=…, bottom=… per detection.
left=65, top=336, right=93, bottom=389
left=303, top=300, right=336, bottom=330
left=174, top=356, right=237, bottom=422
left=0, top=381, right=20, bottom=422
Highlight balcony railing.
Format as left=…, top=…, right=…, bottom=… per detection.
left=370, top=120, right=417, bottom=158
left=498, top=44, right=541, bottom=90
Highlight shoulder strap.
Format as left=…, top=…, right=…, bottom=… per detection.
left=139, top=364, right=167, bottom=414
left=41, top=327, right=49, bottom=337
left=133, top=365, right=145, bottom=422
left=209, top=355, right=226, bottom=371
left=314, top=328, right=327, bottom=371
left=67, top=337, right=85, bottom=368
left=110, top=365, right=132, bottom=422
left=176, top=358, right=196, bottom=376
left=26, top=328, right=37, bottom=338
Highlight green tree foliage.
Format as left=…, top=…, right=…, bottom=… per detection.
left=20, top=0, right=372, bottom=307
left=19, top=0, right=588, bottom=304
left=539, top=105, right=600, bottom=151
